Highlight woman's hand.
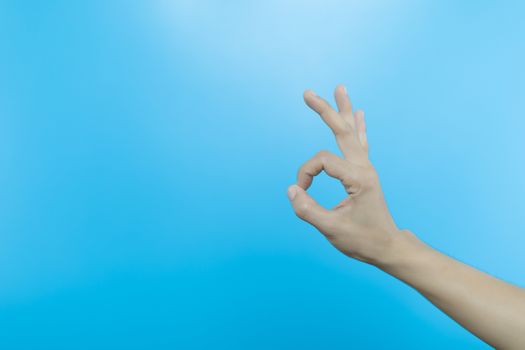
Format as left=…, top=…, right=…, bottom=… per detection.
left=288, top=85, right=401, bottom=265
left=288, top=85, right=525, bottom=349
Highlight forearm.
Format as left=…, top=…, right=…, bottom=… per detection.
left=377, top=230, right=525, bottom=349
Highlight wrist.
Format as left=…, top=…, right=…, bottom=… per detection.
left=373, top=229, right=432, bottom=274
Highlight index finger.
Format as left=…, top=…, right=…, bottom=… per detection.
left=297, top=150, right=356, bottom=190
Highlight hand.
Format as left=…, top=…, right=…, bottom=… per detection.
left=288, top=86, right=525, bottom=350
left=288, top=85, right=401, bottom=265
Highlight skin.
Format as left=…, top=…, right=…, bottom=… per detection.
left=287, top=85, right=525, bottom=349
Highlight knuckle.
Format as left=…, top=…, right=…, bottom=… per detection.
left=297, top=165, right=312, bottom=181
left=316, top=150, right=331, bottom=161
left=333, top=124, right=352, bottom=136
left=295, top=202, right=311, bottom=219
left=318, top=106, right=330, bottom=118
left=341, top=174, right=354, bottom=188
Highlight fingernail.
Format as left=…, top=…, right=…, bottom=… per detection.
left=287, top=185, right=297, bottom=201
left=342, top=85, right=347, bottom=95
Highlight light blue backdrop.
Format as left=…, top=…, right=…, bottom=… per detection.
left=1, top=1, right=524, bottom=349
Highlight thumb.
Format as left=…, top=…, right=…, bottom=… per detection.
left=287, top=184, right=330, bottom=229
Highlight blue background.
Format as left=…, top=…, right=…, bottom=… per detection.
left=0, top=1, right=524, bottom=349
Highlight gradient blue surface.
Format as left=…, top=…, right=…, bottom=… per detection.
left=1, top=1, right=524, bottom=349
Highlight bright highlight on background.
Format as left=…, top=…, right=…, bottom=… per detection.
left=0, top=1, right=524, bottom=349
